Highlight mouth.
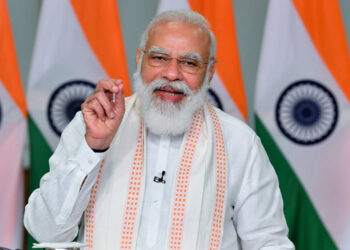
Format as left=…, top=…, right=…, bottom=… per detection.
left=154, top=87, right=186, bottom=102
left=156, top=87, right=185, bottom=95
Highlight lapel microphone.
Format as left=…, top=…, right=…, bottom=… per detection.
left=154, top=171, right=166, bottom=184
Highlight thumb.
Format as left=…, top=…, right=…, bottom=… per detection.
left=112, top=83, right=125, bottom=113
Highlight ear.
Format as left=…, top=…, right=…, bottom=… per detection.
left=136, top=48, right=142, bottom=66
left=208, top=59, right=217, bottom=83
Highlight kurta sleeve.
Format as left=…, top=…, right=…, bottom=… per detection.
left=24, top=112, right=107, bottom=243
left=233, top=136, right=295, bottom=250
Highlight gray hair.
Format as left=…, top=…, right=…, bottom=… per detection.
left=139, top=10, right=216, bottom=60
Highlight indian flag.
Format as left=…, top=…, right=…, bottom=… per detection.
left=255, top=0, right=350, bottom=249
left=26, top=0, right=130, bottom=248
left=0, top=1, right=27, bottom=248
left=157, top=0, right=247, bottom=120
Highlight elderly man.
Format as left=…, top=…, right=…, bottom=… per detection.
left=24, top=10, right=294, bottom=250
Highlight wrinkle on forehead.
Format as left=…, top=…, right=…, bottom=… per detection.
left=147, top=21, right=211, bottom=58
left=150, top=21, right=209, bottom=41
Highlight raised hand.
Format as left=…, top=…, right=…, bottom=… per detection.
left=81, top=79, right=125, bottom=150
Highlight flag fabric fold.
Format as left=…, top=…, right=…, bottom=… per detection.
left=26, top=0, right=130, bottom=248
left=255, top=0, right=350, bottom=249
left=0, top=1, right=27, bottom=248
left=157, top=0, right=247, bottom=120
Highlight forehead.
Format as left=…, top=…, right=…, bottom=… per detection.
left=146, top=21, right=210, bottom=58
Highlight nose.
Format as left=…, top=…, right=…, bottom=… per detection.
left=161, top=58, right=183, bottom=82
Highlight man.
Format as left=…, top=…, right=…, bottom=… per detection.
left=24, top=10, right=295, bottom=250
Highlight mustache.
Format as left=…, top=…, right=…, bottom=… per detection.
left=148, top=79, right=193, bottom=96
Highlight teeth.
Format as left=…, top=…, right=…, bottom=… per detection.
left=157, top=90, right=182, bottom=96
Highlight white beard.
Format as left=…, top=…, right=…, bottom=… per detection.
left=133, top=71, right=209, bottom=136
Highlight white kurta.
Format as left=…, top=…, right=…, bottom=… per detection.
left=24, top=101, right=294, bottom=250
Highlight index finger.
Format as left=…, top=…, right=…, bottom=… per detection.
left=95, top=79, right=122, bottom=94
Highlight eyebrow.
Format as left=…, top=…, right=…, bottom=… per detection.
left=182, top=52, right=203, bottom=62
left=147, top=46, right=203, bottom=61
left=148, top=46, right=169, bottom=54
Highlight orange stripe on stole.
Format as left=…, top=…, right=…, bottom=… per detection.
left=207, top=103, right=227, bottom=250
left=168, top=112, right=203, bottom=249
left=85, top=160, right=105, bottom=249
left=120, top=122, right=144, bottom=249
left=167, top=104, right=227, bottom=249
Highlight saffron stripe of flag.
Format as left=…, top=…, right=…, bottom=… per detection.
left=0, top=1, right=27, bottom=248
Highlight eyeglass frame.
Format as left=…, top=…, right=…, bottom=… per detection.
left=141, top=48, right=213, bottom=74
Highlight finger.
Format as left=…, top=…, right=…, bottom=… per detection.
left=111, top=79, right=123, bottom=103
left=94, top=90, right=115, bottom=119
left=82, top=95, right=108, bottom=121
left=111, top=82, right=123, bottom=102
left=96, top=79, right=120, bottom=95
left=114, top=79, right=123, bottom=88
left=87, top=98, right=108, bottom=121
left=81, top=95, right=95, bottom=113
left=117, top=83, right=124, bottom=100
left=113, top=83, right=125, bottom=112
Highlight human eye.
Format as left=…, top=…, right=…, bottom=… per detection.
left=180, top=58, right=199, bottom=67
left=150, top=53, right=168, bottom=62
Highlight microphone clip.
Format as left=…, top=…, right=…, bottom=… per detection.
left=154, top=171, right=166, bottom=184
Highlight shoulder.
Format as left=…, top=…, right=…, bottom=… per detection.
left=213, top=108, right=281, bottom=208
left=214, top=107, right=257, bottom=144
left=213, top=107, right=271, bottom=176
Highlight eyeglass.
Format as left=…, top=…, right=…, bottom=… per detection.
left=142, top=49, right=209, bottom=74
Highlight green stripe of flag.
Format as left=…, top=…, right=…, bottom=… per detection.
left=28, top=115, right=53, bottom=192
left=27, top=115, right=53, bottom=249
left=255, top=114, right=337, bottom=250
